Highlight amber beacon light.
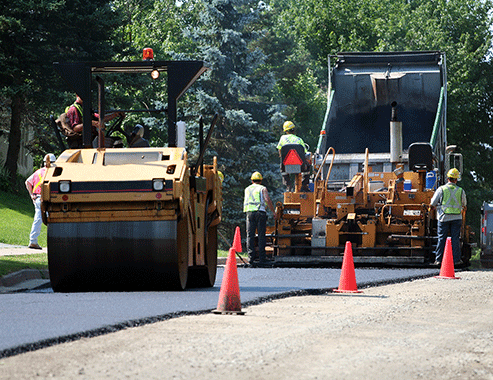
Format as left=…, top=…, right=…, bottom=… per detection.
left=143, top=48, right=154, bottom=61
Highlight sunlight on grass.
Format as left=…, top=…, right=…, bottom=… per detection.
left=0, top=253, right=48, bottom=277
left=0, top=191, right=47, bottom=247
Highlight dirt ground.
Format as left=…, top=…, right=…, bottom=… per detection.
left=1, top=270, right=493, bottom=380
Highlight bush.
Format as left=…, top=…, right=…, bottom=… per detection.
left=0, top=166, right=27, bottom=194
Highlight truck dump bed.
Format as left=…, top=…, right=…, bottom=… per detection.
left=317, top=51, right=447, bottom=181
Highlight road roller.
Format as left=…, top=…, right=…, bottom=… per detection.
left=41, top=57, right=222, bottom=292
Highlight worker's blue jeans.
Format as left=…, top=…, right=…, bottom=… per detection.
left=434, top=219, right=462, bottom=263
left=246, top=211, right=267, bottom=262
left=29, top=196, right=42, bottom=245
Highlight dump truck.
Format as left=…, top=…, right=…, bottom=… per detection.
left=41, top=57, right=222, bottom=291
left=268, top=51, right=472, bottom=266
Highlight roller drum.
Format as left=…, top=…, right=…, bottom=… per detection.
left=48, top=220, right=188, bottom=292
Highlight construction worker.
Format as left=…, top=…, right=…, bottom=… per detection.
left=66, top=95, right=124, bottom=144
left=276, top=120, right=310, bottom=192
left=430, top=168, right=467, bottom=266
left=243, top=171, right=275, bottom=266
left=128, top=124, right=150, bottom=147
left=25, top=154, right=56, bottom=249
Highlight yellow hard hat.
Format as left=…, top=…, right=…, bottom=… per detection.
left=283, top=121, right=295, bottom=132
left=447, top=168, right=460, bottom=179
left=251, top=171, right=263, bottom=181
left=218, top=171, right=224, bottom=182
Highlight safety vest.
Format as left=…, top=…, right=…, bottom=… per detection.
left=243, top=184, right=265, bottom=212
left=66, top=102, right=83, bottom=120
left=32, top=168, right=46, bottom=194
left=277, top=134, right=308, bottom=152
left=441, top=183, right=463, bottom=214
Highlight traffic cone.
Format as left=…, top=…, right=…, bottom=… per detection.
left=435, top=237, right=460, bottom=279
left=213, top=248, right=245, bottom=315
left=232, top=226, right=243, bottom=253
left=334, top=241, right=362, bottom=293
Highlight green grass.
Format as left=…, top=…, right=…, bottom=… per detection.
left=0, top=190, right=48, bottom=276
left=0, top=190, right=47, bottom=247
left=0, top=253, right=48, bottom=277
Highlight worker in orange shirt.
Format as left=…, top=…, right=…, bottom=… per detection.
left=25, top=154, right=56, bottom=249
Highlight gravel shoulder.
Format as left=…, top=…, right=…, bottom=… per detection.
left=1, top=270, right=493, bottom=380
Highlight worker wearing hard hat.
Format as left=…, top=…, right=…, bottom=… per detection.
left=276, top=121, right=311, bottom=192
left=243, top=171, right=275, bottom=266
left=430, top=168, right=467, bottom=266
left=25, top=153, right=56, bottom=249
left=65, top=95, right=124, bottom=147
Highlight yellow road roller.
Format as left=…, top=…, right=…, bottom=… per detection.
left=42, top=58, right=222, bottom=291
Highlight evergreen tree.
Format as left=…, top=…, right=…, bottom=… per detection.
left=173, top=0, right=283, bottom=240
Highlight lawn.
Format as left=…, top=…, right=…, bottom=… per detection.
left=0, top=190, right=47, bottom=247
left=0, top=253, right=48, bottom=277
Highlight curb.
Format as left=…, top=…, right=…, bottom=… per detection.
left=0, top=269, right=50, bottom=294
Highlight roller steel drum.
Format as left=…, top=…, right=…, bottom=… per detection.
left=48, top=220, right=189, bottom=292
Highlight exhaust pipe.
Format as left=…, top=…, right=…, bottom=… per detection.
left=390, top=101, right=402, bottom=163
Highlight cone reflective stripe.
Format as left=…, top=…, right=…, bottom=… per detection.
left=435, top=237, right=460, bottom=279
left=213, top=248, right=245, bottom=314
left=233, top=226, right=243, bottom=253
left=334, top=241, right=362, bottom=293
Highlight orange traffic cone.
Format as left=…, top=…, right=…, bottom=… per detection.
left=435, top=237, right=460, bottom=279
left=232, top=226, right=243, bottom=253
left=334, top=241, right=362, bottom=293
left=213, top=248, right=245, bottom=315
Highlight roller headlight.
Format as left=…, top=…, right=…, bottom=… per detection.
left=59, top=180, right=71, bottom=193
left=152, top=179, right=164, bottom=191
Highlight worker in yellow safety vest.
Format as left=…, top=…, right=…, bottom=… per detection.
left=65, top=95, right=124, bottom=145
left=430, top=168, right=467, bottom=266
left=243, top=171, right=275, bottom=266
left=25, top=154, right=56, bottom=249
left=276, top=121, right=311, bottom=192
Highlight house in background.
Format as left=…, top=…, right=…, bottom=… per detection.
left=0, top=127, right=34, bottom=178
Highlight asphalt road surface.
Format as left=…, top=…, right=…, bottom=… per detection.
left=0, top=266, right=438, bottom=358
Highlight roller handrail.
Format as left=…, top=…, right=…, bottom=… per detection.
left=192, top=113, right=219, bottom=177
left=313, top=146, right=335, bottom=217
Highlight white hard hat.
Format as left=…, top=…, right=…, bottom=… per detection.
left=43, top=153, right=56, bottom=163
left=132, top=124, right=144, bottom=138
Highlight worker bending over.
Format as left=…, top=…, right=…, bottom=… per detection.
left=25, top=154, right=56, bottom=249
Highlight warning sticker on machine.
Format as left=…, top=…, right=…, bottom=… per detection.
left=403, top=210, right=421, bottom=216
left=284, top=209, right=301, bottom=215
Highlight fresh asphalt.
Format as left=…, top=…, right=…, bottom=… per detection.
left=0, top=258, right=439, bottom=358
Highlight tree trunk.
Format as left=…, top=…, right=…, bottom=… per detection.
left=4, top=94, right=24, bottom=188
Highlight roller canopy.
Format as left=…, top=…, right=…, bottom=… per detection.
left=54, top=60, right=208, bottom=148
